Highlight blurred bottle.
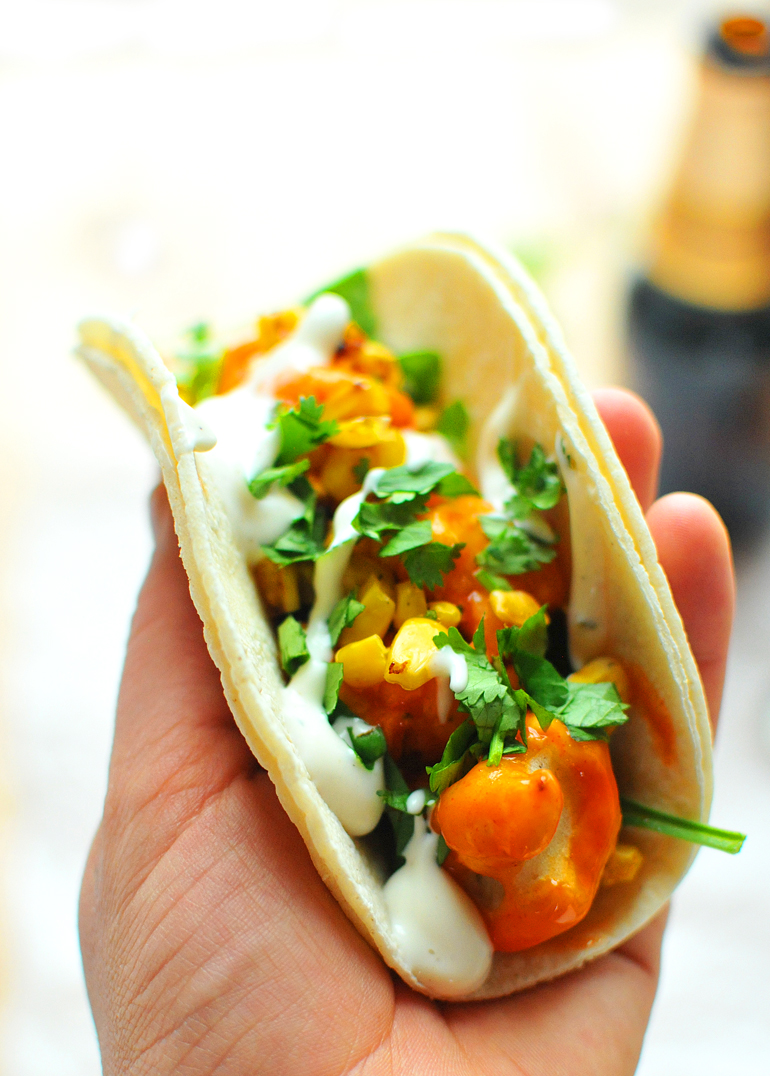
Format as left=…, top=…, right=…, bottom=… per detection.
left=629, top=16, right=770, bottom=545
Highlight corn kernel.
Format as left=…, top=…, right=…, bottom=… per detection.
left=414, top=406, right=439, bottom=432
left=489, top=589, right=543, bottom=627
left=428, top=601, right=462, bottom=628
left=329, top=416, right=394, bottom=449
left=569, top=656, right=630, bottom=704
left=369, top=428, right=406, bottom=469
left=339, top=575, right=395, bottom=646
left=385, top=617, right=448, bottom=691
left=601, top=843, right=643, bottom=887
left=394, top=582, right=428, bottom=628
left=335, top=634, right=388, bottom=688
left=320, top=447, right=367, bottom=502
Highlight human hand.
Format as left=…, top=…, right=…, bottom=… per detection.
left=79, top=388, right=734, bottom=1076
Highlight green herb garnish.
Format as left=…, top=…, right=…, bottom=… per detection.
left=436, top=399, right=470, bottom=458
left=347, top=725, right=387, bottom=770
left=498, top=440, right=563, bottom=516
left=399, top=350, right=442, bottom=405
left=323, top=662, right=344, bottom=716
left=305, top=267, right=376, bottom=337
left=328, top=592, right=366, bottom=646
left=380, top=754, right=415, bottom=865
left=248, top=458, right=310, bottom=499
left=175, top=322, right=222, bottom=405
left=277, top=615, right=309, bottom=677
left=477, top=515, right=557, bottom=578
left=352, top=457, right=370, bottom=484
left=620, top=798, right=746, bottom=854
left=272, top=396, right=338, bottom=466
left=260, top=477, right=327, bottom=565
left=426, top=719, right=479, bottom=794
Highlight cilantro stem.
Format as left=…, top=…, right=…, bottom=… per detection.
left=620, top=797, right=746, bottom=854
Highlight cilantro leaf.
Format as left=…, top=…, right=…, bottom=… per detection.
left=277, top=615, right=309, bottom=677
left=248, top=458, right=310, bottom=499
left=559, top=681, right=628, bottom=730
left=399, top=350, right=442, bottom=405
left=328, top=591, right=366, bottom=646
left=323, top=662, right=344, bottom=715
left=498, top=440, right=563, bottom=513
left=347, top=725, right=387, bottom=770
left=305, top=268, right=376, bottom=338
left=477, top=515, right=557, bottom=576
left=354, top=496, right=426, bottom=541
left=260, top=482, right=327, bottom=565
left=434, top=624, right=520, bottom=746
left=374, top=461, right=456, bottom=500
left=437, top=472, right=479, bottom=498
left=498, top=619, right=568, bottom=711
left=379, top=519, right=434, bottom=558
left=426, top=719, right=478, bottom=794
left=402, top=541, right=463, bottom=589
left=436, top=400, right=470, bottom=457
left=620, top=798, right=746, bottom=854
left=175, top=322, right=222, bottom=405
left=273, top=396, right=338, bottom=465
left=352, top=456, right=370, bottom=483
left=476, top=569, right=512, bottom=593
left=381, top=754, right=414, bottom=863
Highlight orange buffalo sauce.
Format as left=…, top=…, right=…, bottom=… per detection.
left=433, top=715, right=621, bottom=952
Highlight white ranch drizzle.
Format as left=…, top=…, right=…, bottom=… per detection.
left=383, top=816, right=493, bottom=998
left=429, top=647, right=468, bottom=723
left=282, top=467, right=387, bottom=838
left=403, top=429, right=460, bottom=468
left=190, top=293, right=351, bottom=563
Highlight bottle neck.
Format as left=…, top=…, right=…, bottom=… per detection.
left=648, top=58, right=770, bottom=310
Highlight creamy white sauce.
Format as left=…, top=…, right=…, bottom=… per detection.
left=406, top=788, right=428, bottom=815
left=403, top=430, right=460, bottom=469
left=430, top=647, right=468, bottom=723
left=166, top=389, right=218, bottom=453
left=556, top=435, right=608, bottom=665
left=383, top=816, right=493, bottom=997
left=249, top=293, right=350, bottom=392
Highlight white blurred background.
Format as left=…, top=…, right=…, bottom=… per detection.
left=0, top=2, right=768, bottom=1073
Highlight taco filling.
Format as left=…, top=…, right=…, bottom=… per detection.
left=171, top=288, right=650, bottom=993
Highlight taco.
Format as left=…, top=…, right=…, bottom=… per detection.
left=77, top=233, right=734, bottom=1001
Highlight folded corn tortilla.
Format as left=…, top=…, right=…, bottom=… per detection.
left=77, top=233, right=712, bottom=1000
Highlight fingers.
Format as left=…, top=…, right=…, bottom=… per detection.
left=646, top=493, right=735, bottom=728
left=105, top=487, right=252, bottom=840
left=592, top=387, right=662, bottom=512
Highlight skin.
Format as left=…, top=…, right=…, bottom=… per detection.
left=79, top=388, right=734, bottom=1076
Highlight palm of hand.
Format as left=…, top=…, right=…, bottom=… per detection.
left=80, top=390, right=733, bottom=1076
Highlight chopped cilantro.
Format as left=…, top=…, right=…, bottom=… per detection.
left=379, top=519, right=433, bottom=558
left=427, top=719, right=478, bottom=794
left=323, top=662, right=344, bottom=715
left=260, top=479, right=327, bottom=565
left=273, top=396, right=338, bottom=466
left=498, top=440, right=563, bottom=515
left=620, top=798, right=746, bottom=854
left=328, top=591, right=365, bottom=646
left=277, top=615, right=309, bottom=677
left=374, top=461, right=456, bottom=500
left=497, top=609, right=629, bottom=741
left=248, top=458, right=309, bottom=499
left=347, top=725, right=387, bottom=770
left=380, top=754, right=414, bottom=864
left=175, top=322, right=222, bottom=405
left=305, top=268, right=376, bottom=337
left=398, top=351, right=442, bottom=405
left=352, top=456, right=370, bottom=484
left=436, top=471, right=479, bottom=498
left=401, top=541, right=464, bottom=589
left=424, top=609, right=438, bottom=620
left=477, top=515, right=557, bottom=576
left=436, top=835, right=450, bottom=866
left=434, top=622, right=523, bottom=749
left=436, top=400, right=470, bottom=458
left=476, top=568, right=512, bottom=593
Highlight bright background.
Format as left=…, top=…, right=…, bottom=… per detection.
left=1, top=2, right=768, bottom=1073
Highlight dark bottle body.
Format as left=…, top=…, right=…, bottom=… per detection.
left=630, top=278, right=770, bottom=544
